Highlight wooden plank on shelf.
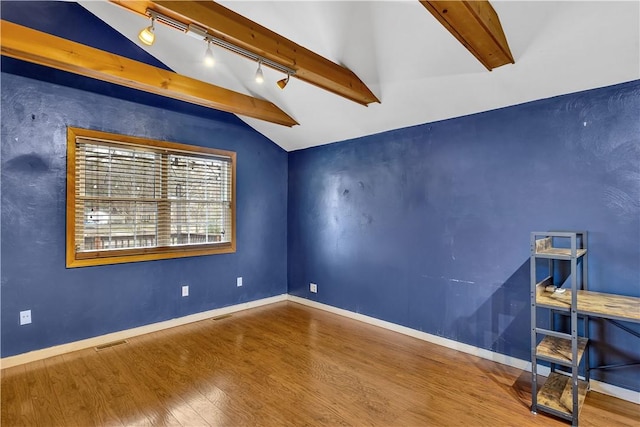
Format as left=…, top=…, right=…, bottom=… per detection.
left=535, top=237, right=552, bottom=253
left=537, top=372, right=588, bottom=417
left=0, top=20, right=298, bottom=127
left=536, top=285, right=640, bottom=323
left=536, top=336, right=588, bottom=365
left=535, top=247, right=587, bottom=259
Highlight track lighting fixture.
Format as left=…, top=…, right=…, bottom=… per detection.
left=139, top=9, right=296, bottom=83
left=138, top=16, right=155, bottom=46
left=277, top=73, right=291, bottom=90
left=203, top=40, right=215, bottom=67
left=255, top=61, right=264, bottom=84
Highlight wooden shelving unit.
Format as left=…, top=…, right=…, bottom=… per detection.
left=530, top=231, right=640, bottom=426
left=530, top=231, right=588, bottom=426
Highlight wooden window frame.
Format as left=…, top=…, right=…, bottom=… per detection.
left=66, top=127, right=236, bottom=268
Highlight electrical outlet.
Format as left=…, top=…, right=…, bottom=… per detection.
left=310, top=283, right=318, bottom=293
left=237, top=277, right=243, bottom=287
left=20, top=310, right=32, bottom=325
left=181, top=285, right=189, bottom=297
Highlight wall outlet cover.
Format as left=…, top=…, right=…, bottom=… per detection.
left=310, top=283, right=318, bottom=293
left=181, top=285, right=189, bottom=297
left=20, top=310, right=32, bottom=325
left=237, top=277, right=243, bottom=287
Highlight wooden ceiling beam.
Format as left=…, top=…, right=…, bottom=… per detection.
left=419, top=1, right=514, bottom=71
left=0, top=20, right=298, bottom=127
left=110, top=1, right=380, bottom=106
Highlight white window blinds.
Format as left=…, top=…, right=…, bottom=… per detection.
left=67, top=127, right=235, bottom=267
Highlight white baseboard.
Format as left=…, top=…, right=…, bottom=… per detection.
left=0, top=294, right=287, bottom=369
left=287, top=295, right=640, bottom=405
left=590, top=378, right=640, bottom=404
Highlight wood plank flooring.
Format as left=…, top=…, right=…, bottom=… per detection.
left=2, top=301, right=638, bottom=426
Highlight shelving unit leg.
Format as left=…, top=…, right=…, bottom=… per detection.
left=530, top=247, right=538, bottom=414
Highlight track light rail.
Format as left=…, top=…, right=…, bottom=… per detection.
left=145, top=9, right=296, bottom=77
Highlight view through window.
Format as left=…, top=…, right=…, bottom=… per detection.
left=66, top=127, right=236, bottom=267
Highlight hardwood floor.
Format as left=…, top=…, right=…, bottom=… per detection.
left=2, top=301, right=638, bottom=426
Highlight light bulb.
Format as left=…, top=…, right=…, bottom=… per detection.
left=204, top=43, right=215, bottom=67
left=138, top=19, right=155, bottom=46
left=255, top=62, right=264, bottom=84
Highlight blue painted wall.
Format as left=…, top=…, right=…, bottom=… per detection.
left=288, top=81, right=640, bottom=391
left=1, top=2, right=287, bottom=358
left=1, top=72, right=288, bottom=357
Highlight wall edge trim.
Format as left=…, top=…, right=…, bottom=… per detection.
left=287, top=295, right=640, bottom=405
left=0, top=294, right=288, bottom=369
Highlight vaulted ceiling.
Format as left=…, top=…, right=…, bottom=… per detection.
left=27, top=2, right=640, bottom=151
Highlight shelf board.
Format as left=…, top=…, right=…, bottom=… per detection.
left=534, top=247, right=587, bottom=260
left=533, top=236, right=586, bottom=260
left=537, top=372, right=588, bottom=418
left=536, top=336, right=588, bottom=366
left=536, top=284, right=640, bottom=323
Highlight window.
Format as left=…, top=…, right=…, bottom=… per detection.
left=66, top=127, right=236, bottom=267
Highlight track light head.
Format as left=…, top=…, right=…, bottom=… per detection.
left=204, top=41, right=215, bottom=67
left=255, top=61, right=264, bottom=84
left=138, top=17, right=155, bottom=46
left=277, top=73, right=291, bottom=90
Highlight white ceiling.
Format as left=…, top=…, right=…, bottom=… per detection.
left=79, top=1, right=639, bottom=152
